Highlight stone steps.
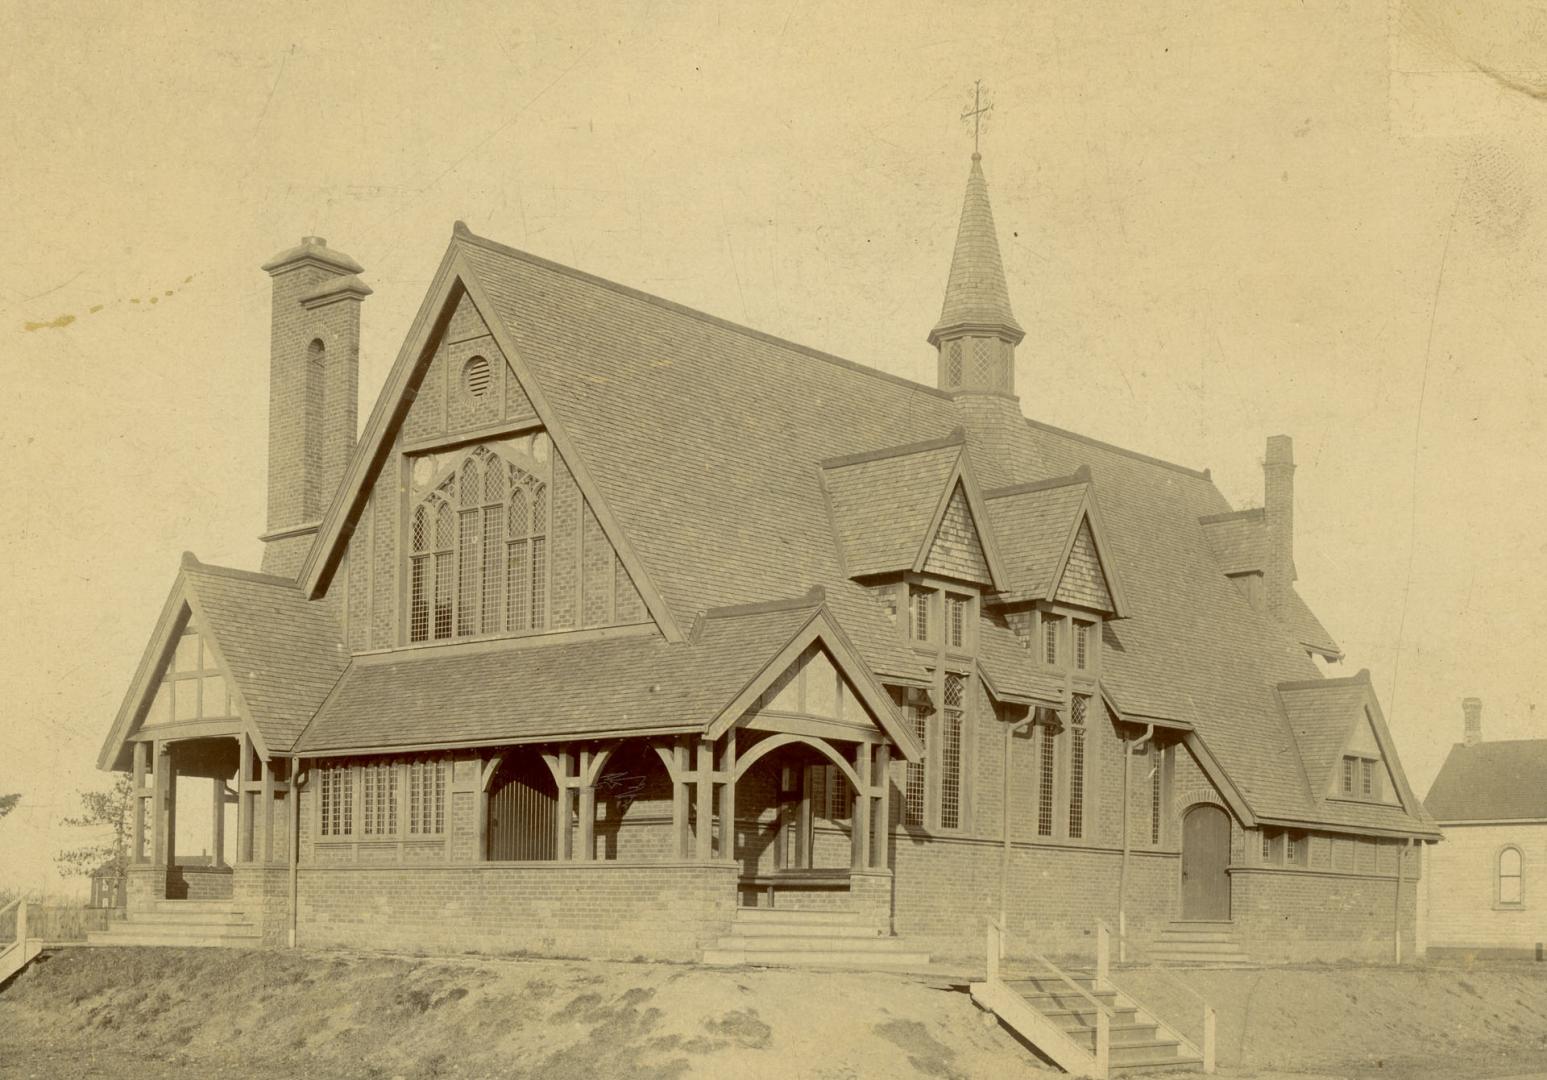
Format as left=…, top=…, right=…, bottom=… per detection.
left=1150, top=921, right=1253, bottom=968
left=86, top=901, right=259, bottom=949
left=701, top=908, right=928, bottom=970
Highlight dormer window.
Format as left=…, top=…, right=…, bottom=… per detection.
left=945, top=593, right=970, bottom=651
left=1340, top=754, right=1382, bottom=801
left=1074, top=620, right=1091, bottom=670
left=1042, top=615, right=1060, bottom=666
left=909, top=585, right=932, bottom=643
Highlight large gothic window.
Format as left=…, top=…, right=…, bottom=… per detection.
left=409, top=443, right=548, bottom=643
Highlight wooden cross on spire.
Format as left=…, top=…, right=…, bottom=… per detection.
left=961, top=79, right=993, bottom=156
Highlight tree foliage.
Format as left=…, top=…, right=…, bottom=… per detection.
left=55, top=775, right=134, bottom=883
left=0, top=792, right=18, bottom=819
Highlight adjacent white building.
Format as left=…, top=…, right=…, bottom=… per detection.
left=1423, top=698, right=1547, bottom=957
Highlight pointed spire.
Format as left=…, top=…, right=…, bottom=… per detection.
left=929, top=154, right=1023, bottom=348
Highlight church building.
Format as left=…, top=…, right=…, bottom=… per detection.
left=95, top=148, right=1439, bottom=965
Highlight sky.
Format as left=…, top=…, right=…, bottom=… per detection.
left=2, top=0, right=1545, bottom=893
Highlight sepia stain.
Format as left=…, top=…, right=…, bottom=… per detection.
left=22, top=313, right=75, bottom=332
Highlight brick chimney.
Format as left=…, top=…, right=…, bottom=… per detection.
left=1263, top=435, right=1296, bottom=620
left=1463, top=697, right=1483, bottom=746
left=258, top=237, right=370, bottom=579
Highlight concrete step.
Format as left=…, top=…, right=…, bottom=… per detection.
left=86, top=929, right=260, bottom=948
left=148, top=900, right=241, bottom=913
left=1149, top=941, right=1248, bottom=957
left=127, top=910, right=253, bottom=926
left=1157, top=930, right=1235, bottom=944
left=727, top=922, right=883, bottom=939
left=714, top=935, right=909, bottom=953
left=732, top=909, right=870, bottom=926
left=1149, top=954, right=1255, bottom=969
left=701, top=947, right=933, bottom=969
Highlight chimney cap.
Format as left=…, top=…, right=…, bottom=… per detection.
left=261, top=236, right=364, bottom=276
left=301, top=273, right=373, bottom=308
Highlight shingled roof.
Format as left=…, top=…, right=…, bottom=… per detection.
left=1426, top=740, right=1547, bottom=821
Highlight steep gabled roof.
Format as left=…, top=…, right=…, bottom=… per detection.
left=822, top=436, right=964, bottom=578
left=98, top=555, right=347, bottom=770
left=1426, top=739, right=1547, bottom=822
left=982, top=472, right=1128, bottom=616
left=821, top=433, right=1007, bottom=589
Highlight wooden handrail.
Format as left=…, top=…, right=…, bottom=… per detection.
left=0, top=897, right=21, bottom=943
left=1096, top=918, right=1215, bottom=1074
left=990, top=918, right=1115, bottom=1019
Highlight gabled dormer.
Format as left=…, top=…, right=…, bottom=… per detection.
left=1277, top=670, right=1423, bottom=816
left=820, top=431, right=1007, bottom=593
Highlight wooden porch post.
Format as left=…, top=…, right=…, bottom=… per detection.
left=259, top=756, right=275, bottom=864
left=719, top=732, right=737, bottom=862
left=695, top=738, right=715, bottom=861
left=851, top=742, right=871, bottom=870
left=672, top=739, right=690, bottom=859
left=151, top=741, right=169, bottom=867
left=211, top=775, right=226, bottom=868
left=554, top=749, right=573, bottom=861
left=871, top=744, right=890, bottom=870
left=131, top=741, right=147, bottom=864
left=577, top=750, right=595, bottom=861
left=237, top=734, right=252, bottom=863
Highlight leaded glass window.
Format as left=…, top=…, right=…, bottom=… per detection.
left=940, top=672, right=965, bottom=830
left=1067, top=694, right=1087, bottom=839
left=409, top=445, right=548, bottom=642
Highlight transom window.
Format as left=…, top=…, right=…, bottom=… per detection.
left=409, top=444, right=548, bottom=643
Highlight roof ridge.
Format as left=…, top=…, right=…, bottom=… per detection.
left=819, top=430, right=965, bottom=471
left=1022, top=417, right=1212, bottom=481
left=182, top=553, right=304, bottom=591
left=699, top=587, right=826, bottom=623
left=453, top=225, right=953, bottom=404
left=1199, top=507, right=1265, bottom=525
left=983, top=469, right=1090, bottom=500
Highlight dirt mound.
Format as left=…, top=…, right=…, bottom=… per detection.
left=0, top=948, right=1049, bottom=1080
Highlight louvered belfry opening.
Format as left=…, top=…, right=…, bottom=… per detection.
left=486, top=751, right=558, bottom=862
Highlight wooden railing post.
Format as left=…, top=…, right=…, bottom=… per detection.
left=15, top=901, right=26, bottom=948
left=1095, top=1007, right=1110, bottom=1079
left=1096, top=920, right=1110, bottom=991
left=1203, top=1005, right=1216, bottom=1074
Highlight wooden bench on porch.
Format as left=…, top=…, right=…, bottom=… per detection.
left=739, top=867, right=851, bottom=908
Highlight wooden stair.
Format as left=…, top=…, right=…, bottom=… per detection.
left=999, top=973, right=1204, bottom=1074
left=1148, top=922, right=1252, bottom=968
left=85, top=900, right=260, bottom=948
left=701, top=908, right=930, bottom=970
left=970, top=923, right=1211, bottom=1077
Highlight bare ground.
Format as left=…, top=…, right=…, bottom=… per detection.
left=0, top=948, right=1544, bottom=1079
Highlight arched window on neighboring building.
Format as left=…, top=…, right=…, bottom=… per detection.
left=1498, top=846, right=1524, bottom=907
left=408, top=444, right=548, bottom=643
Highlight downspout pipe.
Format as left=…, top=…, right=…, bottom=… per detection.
left=999, top=710, right=1039, bottom=937
left=289, top=755, right=304, bottom=949
left=1118, top=723, right=1155, bottom=962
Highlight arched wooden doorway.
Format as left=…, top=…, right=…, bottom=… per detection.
left=1181, top=804, right=1231, bottom=920
left=486, top=752, right=557, bottom=861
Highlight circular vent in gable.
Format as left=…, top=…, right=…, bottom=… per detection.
left=463, top=355, right=492, bottom=399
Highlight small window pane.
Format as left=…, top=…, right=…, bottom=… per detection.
left=1043, top=617, right=1059, bottom=665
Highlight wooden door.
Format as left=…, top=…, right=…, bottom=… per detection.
left=486, top=754, right=557, bottom=861
left=1181, top=804, right=1231, bottom=920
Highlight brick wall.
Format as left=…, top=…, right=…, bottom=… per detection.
left=1426, top=822, right=1547, bottom=955
left=233, top=865, right=292, bottom=948
left=296, top=861, right=739, bottom=960
left=1232, top=866, right=1415, bottom=962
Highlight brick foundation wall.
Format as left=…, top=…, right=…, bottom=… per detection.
left=233, top=865, right=293, bottom=948
left=296, top=861, right=739, bottom=960
left=171, top=865, right=234, bottom=901
left=125, top=866, right=167, bottom=912
left=1231, top=866, right=1416, bottom=962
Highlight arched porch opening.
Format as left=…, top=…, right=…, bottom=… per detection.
left=592, top=741, right=675, bottom=861
left=484, top=748, right=559, bottom=861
